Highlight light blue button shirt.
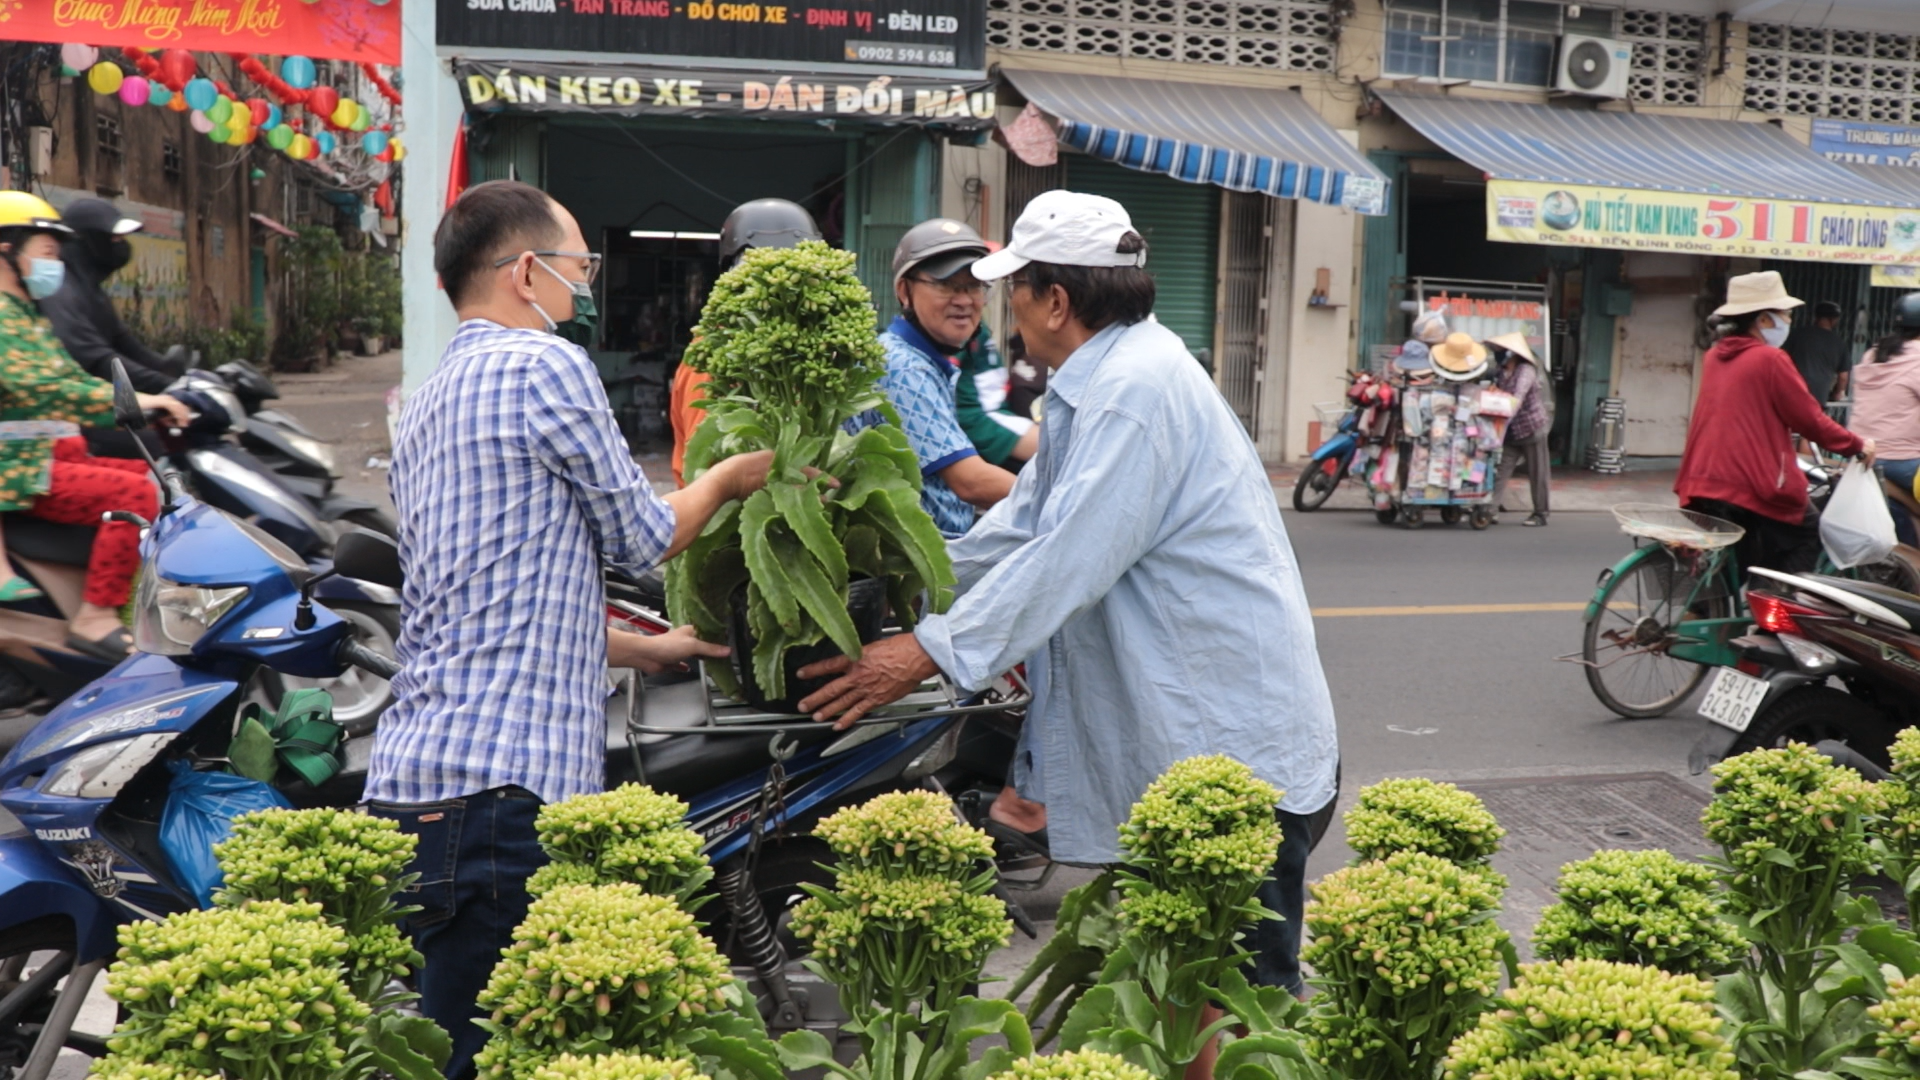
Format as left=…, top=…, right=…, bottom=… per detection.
left=914, top=318, right=1340, bottom=865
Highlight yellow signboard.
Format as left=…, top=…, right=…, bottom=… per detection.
left=1487, top=179, right=1920, bottom=266
left=1874, top=264, right=1920, bottom=289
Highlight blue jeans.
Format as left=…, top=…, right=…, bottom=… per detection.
left=367, top=786, right=549, bottom=1080
left=1247, top=806, right=1320, bottom=995
left=1880, top=458, right=1920, bottom=547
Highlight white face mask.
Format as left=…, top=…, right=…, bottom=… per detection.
left=1759, top=313, right=1791, bottom=348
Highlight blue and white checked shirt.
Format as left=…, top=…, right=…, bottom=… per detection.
left=913, top=318, right=1340, bottom=864
left=865, top=316, right=980, bottom=538
left=364, top=320, right=677, bottom=807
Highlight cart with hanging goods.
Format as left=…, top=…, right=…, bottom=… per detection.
left=1359, top=335, right=1517, bottom=530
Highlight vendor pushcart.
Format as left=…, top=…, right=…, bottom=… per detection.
left=1351, top=332, right=1518, bottom=530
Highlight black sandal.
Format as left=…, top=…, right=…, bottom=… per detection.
left=66, top=627, right=134, bottom=663
left=982, top=818, right=1051, bottom=862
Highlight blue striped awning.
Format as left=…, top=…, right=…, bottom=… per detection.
left=1004, top=69, right=1390, bottom=215
left=1379, top=90, right=1919, bottom=208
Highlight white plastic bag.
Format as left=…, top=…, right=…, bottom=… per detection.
left=1820, top=461, right=1897, bottom=569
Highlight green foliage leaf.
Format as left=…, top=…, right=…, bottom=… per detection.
left=363, top=1012, right=452, bottom=1080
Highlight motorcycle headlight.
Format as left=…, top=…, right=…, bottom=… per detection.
left=40, top=732, right=177, bottom=797
left=132, top=575, right=249, bottom=655
left=278, top=431, right=339, bottom=477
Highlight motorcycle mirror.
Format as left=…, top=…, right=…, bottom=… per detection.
left=109, top=358, right=146, bottom=429
left=334, top=530, right=403, bottom=590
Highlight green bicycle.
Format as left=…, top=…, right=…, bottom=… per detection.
left=1579, top=503, right=1920, bottom=718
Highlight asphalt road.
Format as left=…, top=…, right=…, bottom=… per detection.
left=1288, top=506, right=1714, bottom=876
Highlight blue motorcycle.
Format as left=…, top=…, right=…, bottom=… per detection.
left=1292, top=400, right=1365, bottom=513
left=0, top=364, right=1034, bottom=1079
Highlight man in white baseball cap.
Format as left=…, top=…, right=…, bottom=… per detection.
left=797, top=188, right=1340, bottom=995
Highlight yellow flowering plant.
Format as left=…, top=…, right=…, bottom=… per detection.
left=776, top=790, right=1025, bottom=1080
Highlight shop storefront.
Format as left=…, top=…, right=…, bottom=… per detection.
left=403, top=0, right=993, bottom=418
left=991, top=68, right=1389, bottom=459
left=1360, top=91, right=1920, bottom=463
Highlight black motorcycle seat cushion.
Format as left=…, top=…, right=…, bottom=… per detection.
left=2, top=514, right=95, bottom=568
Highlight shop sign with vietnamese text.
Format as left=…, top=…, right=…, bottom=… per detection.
left=454, top=59, right=995, bottom=128
left=1811, top=119, right=1920, bottom=170
left=1487, top=179, right=1920, bottom=266
left=438, top=0, right=985, bottom=74
left=7, top=0, right=398, bottom=64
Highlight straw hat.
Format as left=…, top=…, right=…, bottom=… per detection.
left=1713, top=271, right=1804, bottom=317
left=1431, top=332, right=1488, bottom=375
left=1486, top=332, right=1539, bottom=365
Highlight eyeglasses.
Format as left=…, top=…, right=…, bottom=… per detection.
left=909, top=275, right=988, bottom=298
left=495, top=249, right=603, bottom=285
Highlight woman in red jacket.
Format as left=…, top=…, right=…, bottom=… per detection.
left=1676, top=271, right=1875, bottom=574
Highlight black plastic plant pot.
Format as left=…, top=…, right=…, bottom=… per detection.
left=727, top=577, right=889, bottom=713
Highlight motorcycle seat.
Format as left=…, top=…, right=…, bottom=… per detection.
left=1804, top=574, right=1920, bottom=630
left=1, top=514, right=94, bottom=567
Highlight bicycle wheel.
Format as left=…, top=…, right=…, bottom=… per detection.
left=1582, top=549, right=1732, bottom=718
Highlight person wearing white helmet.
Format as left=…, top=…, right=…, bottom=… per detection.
left=796, top=190, right=1340, bottom=995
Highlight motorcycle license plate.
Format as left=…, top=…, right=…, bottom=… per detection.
left=1698, top=667, right=1769, bottom=732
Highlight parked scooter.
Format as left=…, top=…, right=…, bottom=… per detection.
left=1688, top=566, right=1920, bottom=773
left=1292, top=372, right=1390, bottom=513
left=0, top=388, right=398, bottom=726
left=175, top=365, right=396, bottom=538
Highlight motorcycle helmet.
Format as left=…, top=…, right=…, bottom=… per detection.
left=0, top=193, right=71, bottom=293
left=0, top=192, right=70, bottom=237
left=1897, top=291, right=1920, bottom=331
left=61, top=197, right=142, bottom=276
left=717, top=199, right=821, bottom=268
left=892, top=218, right=989, bottom=287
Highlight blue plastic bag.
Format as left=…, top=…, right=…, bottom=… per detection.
left=160, top=760, right=291, bottom=908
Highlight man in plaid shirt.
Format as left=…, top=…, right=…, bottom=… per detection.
left=364, top=181, right=771, bottom=1077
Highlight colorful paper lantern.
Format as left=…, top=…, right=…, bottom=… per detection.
left=307, top=86, right=340, bottom=121
left=189, top=110, right=214, bottom=134
left=208, top=96, right=232, bottom=124
left=280, top=55, right=316, bottom=90
left=316, top=131, right=335, bottom=155
left=117, top=75, right=149, bottom=106
left=350, top=106, right=372, bottom=133
left=207, top=124, right=229, bottom=144
left=247, top=99, right=271, bottom=127
left=184, top=77, right=217, bottom=112
left=148, top=83, right=172, bottom=107
left=250, top=168, right=267, bottom=181
left=226, top=123, right=249, bottom=146
left=159, top=48, right=195, bottom=88
left=390, top=138, right=405, bottom=162
left=265, top=104, right=281, bottom=128
left=329, top=100, right=356, bottom=129
left=267, top=124, right=294, bottom=150
left=361, top=131, right=389, bottom=156
left=60, top=44, right=97, bottom=71
left=289, top=134, right=313, bottom=159
left=86, top=62, right=124, bottom=96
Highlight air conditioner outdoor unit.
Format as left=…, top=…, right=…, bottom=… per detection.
left=1555, top=34, right=1632, bottom=98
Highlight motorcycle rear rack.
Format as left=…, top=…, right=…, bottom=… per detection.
left=622, top=663, right=1032, bottom=737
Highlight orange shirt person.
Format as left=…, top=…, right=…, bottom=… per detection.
left=670, top=199, right=821, bottom=485
left=670, top=361, right=708, bottom=486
